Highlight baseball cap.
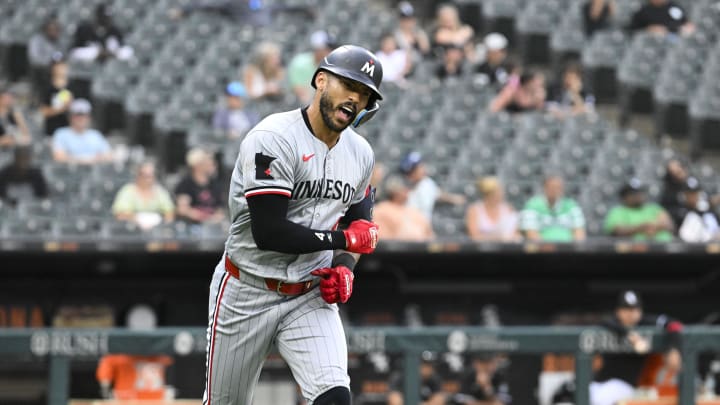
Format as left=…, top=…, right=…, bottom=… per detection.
left=484, top=33, right=508, bottom=51
left=225, top=81, right=248, bottom=98
left=69, top=98, right=92, bottom=115
left=617, top=290, right=643, bottom=309
left=619, top=177, right=646, bottom=197
left=683, top=176, right=702, bottom=192
left=310, top=30, right=336, bottom=50
left=399, top=151, right=423, bottom=174
left=398, top=1, right=415, bottom=18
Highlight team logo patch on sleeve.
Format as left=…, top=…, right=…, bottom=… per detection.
left=255, top=152, right=276, bottom=180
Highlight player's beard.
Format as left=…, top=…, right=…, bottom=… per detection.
left=319, top=90, right=354, bottom=133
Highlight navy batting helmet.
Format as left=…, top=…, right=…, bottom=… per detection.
left=311, top=44, right=384, bottom=127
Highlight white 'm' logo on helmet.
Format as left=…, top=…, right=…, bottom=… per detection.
left=360, top=60, right=375, bottom=77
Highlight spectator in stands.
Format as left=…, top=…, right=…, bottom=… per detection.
left=489, top=71, right=547, bottom=113
left=476, top=33, right=511, bottom=86
left=0, top=146, right=48, bottom=205
left=28, top=15, right=65, bottom=97
left=288, top=30, right=336, bottom=104
left=112, top=161, right=175, bottom=230
left=212, top=82, right=259, bottom=139
left=400, top=151, right=466, bottom=221
left=604, top=178, right=674, bottom=242
left=242, top=41, right=285, bottom=101
left=0, top=87, right=31, bottom=147
left=660, top=158, right=689, bottom=221
left=592, top=290, right=683, bottom=405
left=388, top=351, right=445, bottom=405
left=451, top=354, right=511, bottom=405
left=371, top=162, right=387, bottom=199
left=41, top=59, right=73, bottom=136
left=466, top=177, right=520, bottom=242
left=435, top=44, right=466, bottom=80
left=432, top=3, right=475, bottom=59
left=376, top=33, right=412, bottom=85
left=631, top=0, right=695, bottom=36
left=52, top=99, right=112, bottom=165
left=70, top=4, right=133, bottom=63
left=520, top=175, right=586, bottom=242
left=168, top=1, right=315, bottom=27
left=373, top=175, right=434, bottom=242
left=675, top=177, right=720, bottom=242
left=548, top=63, right=595, bottom=118
left=394, top=2, right=431, bottom=65
left=175, top=148, right=225, bottom=224
left=583, top=0, right=616, bottom=37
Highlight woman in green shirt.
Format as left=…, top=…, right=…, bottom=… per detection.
left=112, top=161, right=175, bottom=230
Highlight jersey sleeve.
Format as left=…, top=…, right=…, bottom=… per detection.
left=240, top=130, right=296, bottom=198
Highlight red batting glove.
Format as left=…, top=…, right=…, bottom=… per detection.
left=311, top=266, right=354, bottom=304
left=342, top=219, right=379, bottom=254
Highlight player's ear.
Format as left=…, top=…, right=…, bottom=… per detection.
left=315, top=71, right=327, bottom=91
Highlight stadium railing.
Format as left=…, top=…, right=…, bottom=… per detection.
left=1, top=326, right=719, bottom=405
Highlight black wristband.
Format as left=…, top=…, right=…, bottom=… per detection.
left=332, top=253, right=356, bottom=271
left=330, top=230, right=346, bottom=250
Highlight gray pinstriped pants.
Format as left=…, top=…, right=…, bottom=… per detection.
left=203, top=257, right=350, bottom=405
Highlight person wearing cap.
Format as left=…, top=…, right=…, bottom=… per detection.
left=52, top=99, right=112, bottom=165
left=520, top=175, right=586, bottom=242
left=212, top=81, right=259, bottom=139
left=388, top=351, right=445, bottom=405
left=0, top=146, right=48, bottom=205
left=394, top=1, right=430, bottom=63
left=466, top=176, right=520, bottom=242
left=604, top=178, right=674, bottom=242
left=592, top=290, right=683, bottom=405
left=376, top=33, right=412, bottom=85
left=476, top=33, right=511, bottom=85
left=288, top=30, right=336, bottom=104
left=400, top=151, right=466, bottom=222
left=0, top=87, right=31, bottom=148
left=373, top=175, right=434, bottom=241
left=451, top=353, right=511, bottom=405
left=675, top=177, right=720, bottom=242
left=175, top=148, right=225, bottom=224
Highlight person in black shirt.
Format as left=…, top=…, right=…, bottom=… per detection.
left=435, top=44, right=465, bottom=80
left=583, top=0, right=615, bottom=37
left=387, top=352, right=445, bottom=405
left=631, top=0, right=694, bottom=35
left=548, top=63, right=595, bottom=118
left=41, top=60, right=73, bottom=136
left=591, top=290, right=683, bottom=405
left=451, top=353, right=511, bottom=405
left=660, top=158, right=689, bottom=222
left=70, top=3, right=132, bottom=62
left=476, top=33, right=512, bottom=86
left=175, top=148, right=225, bottom=224
left=0, top=146, right=48, bottom=205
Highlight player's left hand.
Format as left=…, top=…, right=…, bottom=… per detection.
left=311, top=266, right=354, bottom=304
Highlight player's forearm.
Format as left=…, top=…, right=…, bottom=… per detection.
left=251, top=218, right=346, bottom=253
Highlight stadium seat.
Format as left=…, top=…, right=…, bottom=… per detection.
left=581, top=30, right=626, bottom=102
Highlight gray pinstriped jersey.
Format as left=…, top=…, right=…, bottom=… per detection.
left=224, top=108, right=374, bottom=281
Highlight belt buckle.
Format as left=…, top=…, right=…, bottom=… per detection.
left=276, top=280, right=286, bottom=295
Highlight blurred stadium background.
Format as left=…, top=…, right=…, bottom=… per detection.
left=2, top=0, right=720, bottom=404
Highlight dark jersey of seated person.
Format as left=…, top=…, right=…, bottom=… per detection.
left=582, top=1, right=613, bottom=37
left=42, top=84, right=71, bottom=136
left=389, top=370, right=442, bottom=401
left=0, top=164, right=48, bottom=204
left=72, top=21, right=125, bottom=50
left=174, top=175, right=225, bottom=223
left=435, top=63, right=464, bottom=80
left=594, top=313, right=682, bottom=385
left=631, top=1, right=688, bottom=33
left=454, top=365, right=511, bottom=404
left=476, top=60, right=512, bottom=85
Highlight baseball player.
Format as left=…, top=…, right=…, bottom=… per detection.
left=204, top=45, right=384, bottom=405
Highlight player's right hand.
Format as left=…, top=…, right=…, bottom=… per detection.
left=342, top=219, right=379, bottom=254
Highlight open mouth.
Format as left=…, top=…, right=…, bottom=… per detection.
left=336, top=105, right=356, bottom=122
